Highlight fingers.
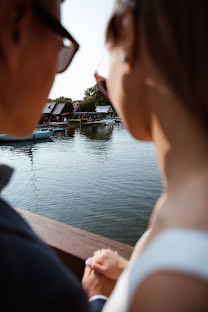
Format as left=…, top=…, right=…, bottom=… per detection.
left=86, top=257, right=104, bottom=273
left=93, top=249, right=118, bottom=257
left=94, top=250, right=102, bottom=256
left=83, top=264, right=92, bottom=278
left=85, top=248, right=120, bottom=271
left=86, top=256, right=101, bottom=267
left=85, top=257, right=92, bottom=267
left=91, top=261, right=105, bottom=274
left=87, top=249, right=119, bottom=268
left=93, top=249, right=107, bottom=256
left=82, top=265, right=92, bottom=289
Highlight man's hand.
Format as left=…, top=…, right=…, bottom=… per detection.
left=82, top=265, right=116, bottom=299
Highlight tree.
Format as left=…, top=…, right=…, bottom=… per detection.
left=54, top=97, right=73, bottom=104
left=83, top=85, right=110, bottom=106
left=78, top=99, right=96, bottom=112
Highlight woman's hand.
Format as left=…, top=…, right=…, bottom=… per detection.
left=85, top=249, right=129, bottom=280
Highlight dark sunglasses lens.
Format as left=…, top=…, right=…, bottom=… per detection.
left=57, top=45, right=77, bottom=74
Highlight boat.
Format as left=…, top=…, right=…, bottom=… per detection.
left=105, top=120, right=116, bottom=126
left=99, top=119, right=116, bottom=125
left=67, top=119, right=81, bottom=124
left=0, top=130, right=54, bottom=143
left=52, top=127, right=65, bottom=132
left=67, top=118, right=89, bottom=124
left=38, top=127, right=65, bottom=132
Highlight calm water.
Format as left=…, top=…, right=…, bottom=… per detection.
left=0, top=125, right=162, bottom=246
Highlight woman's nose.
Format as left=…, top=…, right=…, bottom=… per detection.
left=94, top=72, right=110, bottom=102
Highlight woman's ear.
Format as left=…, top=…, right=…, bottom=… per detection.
left=0, top=0, right=32, bottom=71
left=120, top=9, right=137, bottom=69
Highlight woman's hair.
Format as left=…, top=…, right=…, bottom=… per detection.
left=106, top=0, right=208, bottom=130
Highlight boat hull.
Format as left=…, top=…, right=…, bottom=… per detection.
left=0, top=131, right=54, bottom=143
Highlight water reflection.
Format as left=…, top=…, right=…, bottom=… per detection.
left=0, top=139, right=53, bottom=159
left=66, top=127, right=76, bottom=138
left=80, top=124, right=113, bottom=141
left=1, top=125, right=162, bottom=245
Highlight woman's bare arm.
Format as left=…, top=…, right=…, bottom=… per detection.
left=129, top=272, right=208, bottom=312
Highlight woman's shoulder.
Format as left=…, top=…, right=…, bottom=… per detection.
left=128, top=229, right=208, bottom=311
left=129, top=268, right=208, bottom=312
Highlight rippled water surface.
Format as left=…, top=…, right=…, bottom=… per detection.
left=1, top=125, right=162, bottom=246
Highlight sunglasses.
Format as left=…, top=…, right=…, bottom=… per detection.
left=33, top=3, right=80, bottom=74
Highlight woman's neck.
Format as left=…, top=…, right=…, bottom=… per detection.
left=151, top=99, right=208, bottom=193
left=148, top=97, right=208, bottom=230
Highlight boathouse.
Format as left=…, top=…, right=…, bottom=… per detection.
left=43, top=102, right=56, bottom=115
left=95, top=105, right=115, bottom=119
left=41, top=102, right=73, bottom=123
left=41, top=103, right=117, bottom=124
left=96, top=105, right=114, bottom=114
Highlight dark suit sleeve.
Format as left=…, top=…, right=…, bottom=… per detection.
left=0, top=232, right=90, bottom=312
left=0, top=198, right=91, bottom=312
left=89, top=299, right=107, bottom=312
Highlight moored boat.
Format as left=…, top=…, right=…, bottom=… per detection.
left=0, top=130, right=54, bottom=143
left=52, top=127, right=65, bottom=132
left=99, top=119, right=116, bottom=125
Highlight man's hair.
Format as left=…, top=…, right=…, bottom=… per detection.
left=106, top=0, right=208, bottom=131
left=35, top=0, right=65, bottom=9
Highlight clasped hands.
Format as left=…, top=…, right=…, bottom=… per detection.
left=82, top=249, right=129, bottom=299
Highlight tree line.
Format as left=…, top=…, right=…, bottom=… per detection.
left=48, top=85, right=110, bottom=113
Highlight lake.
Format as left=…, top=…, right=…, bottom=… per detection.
left=0, top=124, right=162, bottom=246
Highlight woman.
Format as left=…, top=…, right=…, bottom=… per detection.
left=0, top=1, right=107, bottom=311
left=82, top=0, right=208, bottom=311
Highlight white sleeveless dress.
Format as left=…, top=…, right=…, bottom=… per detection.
left=103, top=229, right=208, bottom=312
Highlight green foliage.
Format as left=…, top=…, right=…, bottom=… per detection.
left=78, top=99, right=96, bottom=112
left=53, top=97, right=72, bottom=104
left=83, top=85, right=110, bottom=106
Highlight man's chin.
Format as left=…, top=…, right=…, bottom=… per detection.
left=6, top=122, right=37, bottom=138
left=6, top=130, right=33, bottom=138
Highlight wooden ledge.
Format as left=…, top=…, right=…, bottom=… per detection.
left=17, top=208, right=133, bottom=279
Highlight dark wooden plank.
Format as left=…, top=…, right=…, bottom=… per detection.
left=17, top=209, right=133, bottom=279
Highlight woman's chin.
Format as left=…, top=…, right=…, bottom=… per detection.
left=131, top=129, right=152, bottom=142
left=123, top=120, right=152, bottom=142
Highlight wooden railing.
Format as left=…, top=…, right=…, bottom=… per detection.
left=17, top=209, right=133, bottom=280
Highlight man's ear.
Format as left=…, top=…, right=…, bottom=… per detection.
left=1, top=0, right=32, bottom=71
left=120, top=9, right=138, bottom=69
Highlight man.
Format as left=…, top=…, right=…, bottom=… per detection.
left=0, top=0, right=111, bottom=310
